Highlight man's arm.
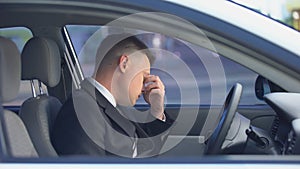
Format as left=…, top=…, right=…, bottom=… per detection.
left=141, top=75, right=175, bottom=153
left=143, top=75, right=165, bottom=121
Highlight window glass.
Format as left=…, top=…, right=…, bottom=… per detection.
left=66, top=25, right=264, bottom=105
left=230, top=0, right=300, bottom=32
left=0, top=27, right=43, bottom=106
left=0, top=27, right=32, bottom=51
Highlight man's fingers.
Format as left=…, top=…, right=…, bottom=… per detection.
left=143, top=75, right=165, bottom=120
left=144, top=82, right=158, bottom=91
left=144, top=75, right=165, bottom=91
left=144, top=81, right=165, bottom=92
left=144, top=75, right=159, bottom=83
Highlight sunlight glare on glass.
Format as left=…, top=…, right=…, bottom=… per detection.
left=293, top=11, right=299, bottom=20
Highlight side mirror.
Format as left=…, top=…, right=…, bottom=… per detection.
left=255, top=76, right=270, bottom=100
left=255, top=76, right=285, bottom=100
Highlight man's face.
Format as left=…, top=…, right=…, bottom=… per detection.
left=113, top=52, right=150, bottom=106
left=128, top=65, right=150, bottom=106
left=129, top=54, right=150, bottom=105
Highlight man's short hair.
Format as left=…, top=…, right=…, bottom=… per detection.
left=94, top=33, right=154, bottom=75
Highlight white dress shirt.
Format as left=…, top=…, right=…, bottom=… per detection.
left=86, top=77, right=116, bottom=107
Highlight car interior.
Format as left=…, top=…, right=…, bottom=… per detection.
left=0, top=0, right=300, bottom=163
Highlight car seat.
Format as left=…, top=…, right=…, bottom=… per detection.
left=0, top=36, right=38, bottom=157
left=19, top=37, right=62, bottom=157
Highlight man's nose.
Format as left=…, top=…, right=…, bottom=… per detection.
left=141, top=86, right=145, bottom=93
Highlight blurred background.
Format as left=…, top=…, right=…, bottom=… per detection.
left=232, top=0, right=300, bottom=30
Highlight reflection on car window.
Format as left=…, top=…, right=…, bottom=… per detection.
left=230, top=0, right=300, bottom=32
left=0, top=27, right=46, bottom=106
left=66, top=25, right=265, bottom=106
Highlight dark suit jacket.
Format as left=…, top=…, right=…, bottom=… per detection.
left=51, top=79, right=174, bottom=158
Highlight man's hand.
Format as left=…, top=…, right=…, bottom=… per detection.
left=143, top=75, right=165, bottom=120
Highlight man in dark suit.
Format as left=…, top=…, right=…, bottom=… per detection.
left=51, top=34, right=174, bottom=158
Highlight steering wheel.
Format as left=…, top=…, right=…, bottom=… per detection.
left=205, top=83, right=243, bottom=154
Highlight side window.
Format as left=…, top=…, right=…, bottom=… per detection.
left=66, top=25, right=264, bottom=106
left=0, top=27, right=34, bottom=106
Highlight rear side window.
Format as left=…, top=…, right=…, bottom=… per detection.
left=0, top=27, right=34, bottom=106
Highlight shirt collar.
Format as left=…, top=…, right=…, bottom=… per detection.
left=86, top=77, right=117, bottom=107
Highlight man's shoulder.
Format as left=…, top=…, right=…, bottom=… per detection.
left=53, top=88, right=108, bottom=134
left=61, top=88, right=104, bottom=114
left=51, top=88, right=108, bottom=156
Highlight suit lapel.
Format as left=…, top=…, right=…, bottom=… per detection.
left=103, top=103, right=136, bottom=138
left=135, top=123, right=155, bottom=156
left=81, top=79, right=136, bottom=138
left=116, top=106, right=155, bottom=156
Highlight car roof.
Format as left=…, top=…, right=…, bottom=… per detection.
left=166, top=0, right=300, bottom=58
left=1, top=0, right=299, bottom=59
left=1, top=0, right=299, bottom=54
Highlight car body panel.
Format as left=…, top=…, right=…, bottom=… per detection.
left=0, top=0, right=300, bottom=167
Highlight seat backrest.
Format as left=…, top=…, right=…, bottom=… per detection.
left=0, top=36, right=38, bottom=158
left=19, top=37, right=62, bottom=157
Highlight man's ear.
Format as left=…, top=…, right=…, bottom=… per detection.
left=119, top=55, right=128, bottom=73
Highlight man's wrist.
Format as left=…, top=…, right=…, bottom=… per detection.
left=151, top=111, right=166, bottom=122
left=160, top=113, right=166, bottom=122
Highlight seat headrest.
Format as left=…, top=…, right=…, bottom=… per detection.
left=0, top=37, right=21, bottom=102
left=21, top=37, right=61, bottom=87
